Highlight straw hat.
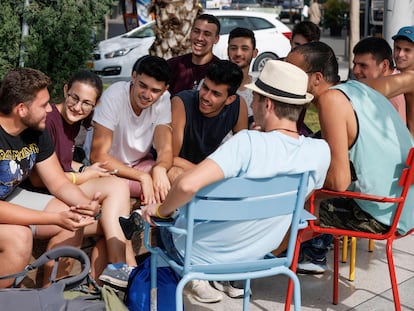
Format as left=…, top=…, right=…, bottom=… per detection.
left=245, top=60, right=313, bottom=105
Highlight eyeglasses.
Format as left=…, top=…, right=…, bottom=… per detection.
left=66, top=93, right=96, bottom=112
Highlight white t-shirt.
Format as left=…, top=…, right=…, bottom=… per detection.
left=90, top=81, right=171, bottom=166
left=173, top=129, right=331, bottom=264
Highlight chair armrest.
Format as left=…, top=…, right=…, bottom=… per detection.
left=298, top=209, right=316, bottom=229
left=151, top=216, right=175, bottom=227
left=318, top=189, right=402, bottom=203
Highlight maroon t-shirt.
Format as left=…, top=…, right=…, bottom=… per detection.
left=167, top=53, right=219, bottom=96
left=46, top=105, right=81, bottom=172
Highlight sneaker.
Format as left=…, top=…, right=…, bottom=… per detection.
left=119, top=210, right=145, bottom=240
left=212, top=281, right=245, bottom=298
left=296, top=260, right=328, bottom=274
left=189, top=280, right=223, bottom=303
left=99, top=263, right=133, bottom=289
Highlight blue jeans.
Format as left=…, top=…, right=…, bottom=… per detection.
left=158, top=227, right=184, bottom=265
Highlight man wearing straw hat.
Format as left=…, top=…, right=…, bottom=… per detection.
left=141, top=60, right=330, bottom=270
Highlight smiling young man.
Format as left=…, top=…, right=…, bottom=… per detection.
left=352, top=36, right=406, bottom=123
left=88, top=56, right=173, bottom=205
left=227, top=27, right=258, bottom=125
left=167, top=14, right=220, bottom=95
left=392, top=26, right=414, bottom=135
left=0, top=68, right=101, bottom=288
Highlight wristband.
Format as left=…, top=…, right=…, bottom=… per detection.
left=155, top=204, right=170, bottom=219
left=79, top=165, right=88, bottom=173
left=70, top=172, right=77, bottom=184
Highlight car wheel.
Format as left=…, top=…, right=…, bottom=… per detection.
left=253, top=52, right=278, bottom=72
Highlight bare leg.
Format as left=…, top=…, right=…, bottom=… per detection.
left=0, top=224, right=32, bottom=288
left=81, top=176, right=131, bottom=274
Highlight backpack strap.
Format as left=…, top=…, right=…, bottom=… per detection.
left=0, top=246, right=90, bottom=289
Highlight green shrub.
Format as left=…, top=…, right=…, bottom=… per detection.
left=0, top=0, right=114, bottom=101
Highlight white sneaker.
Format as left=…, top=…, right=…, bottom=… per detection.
left=212, top=281, right=245, bottom=298
left=189, top=280, right=223, bottom=303
left=296, top=260, right=328, bottom=274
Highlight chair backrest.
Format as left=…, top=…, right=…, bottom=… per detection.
left=389, top=147, right=414, bottom=233
left=170, top=171, right=310, bottom=274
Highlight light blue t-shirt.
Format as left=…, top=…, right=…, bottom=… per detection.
left=173, top=130, right=331, bottom=264
left=332, top=80, right=414, bottom=234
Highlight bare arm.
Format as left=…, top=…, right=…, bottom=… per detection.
left=168, top=96, right=195, bottom=181
left=90, top=122, right=149, bottom=182
left=318, top=90, right=356, bottom=191
left=232, top=96, right=248, bottom=134
left=362, top=71, right=414, bottom=99
left=141, top=158, right=224, bottom=223
left=35, top=153, right=100, bottom=217
left=152, top=124, right=173, bottom=202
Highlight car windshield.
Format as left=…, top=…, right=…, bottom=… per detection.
left=217, top=16, right=274, bottom=34
left=125, top=23, right=155, bottom=39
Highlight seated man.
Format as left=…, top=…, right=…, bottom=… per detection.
left=0, top=67, right=100, bottom=288
left=87, top=55, right=173, bottom=205
left=286, top=41, right=414, bottom=268
left=142, top=60, right=330, bottom=296
left=168, top=60, right=248, bottom=183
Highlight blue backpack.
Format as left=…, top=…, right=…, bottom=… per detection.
left=125, top=256, right=181, bottom=311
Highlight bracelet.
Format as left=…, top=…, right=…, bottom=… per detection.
left=70, top=172, right=77, bottom=184
left=155, top=204, right=170, bottom=219
left=79, top=165, right=88, bottom=173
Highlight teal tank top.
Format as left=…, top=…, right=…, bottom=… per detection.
left=332, top=80, right=414, bottom=234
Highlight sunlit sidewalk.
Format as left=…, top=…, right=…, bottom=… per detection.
left=184, top=234, right=414, bottom=310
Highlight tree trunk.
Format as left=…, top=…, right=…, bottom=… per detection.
left=149, top=0, right=201, bottom=59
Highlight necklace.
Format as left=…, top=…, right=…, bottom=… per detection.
left=271, top=128, right=299, bottom=134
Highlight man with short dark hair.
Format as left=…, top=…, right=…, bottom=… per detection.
left=352, top=36, right=406, bottom=123
left=0, top=67, right=100, bottom=288
left=227, top=27, right=258, bottom=125
left=89, top=56, right=173, bottom=205
left=167, top=14, right=220, bottom=95
left=286, top=41, right=414, bottom=272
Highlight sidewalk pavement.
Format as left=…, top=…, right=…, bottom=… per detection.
left=183, top=234, right=414, bottom=310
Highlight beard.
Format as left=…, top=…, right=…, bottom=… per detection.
left=21, top=114, right=45, bottom=131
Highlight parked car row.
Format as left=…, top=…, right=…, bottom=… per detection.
left=90, top=10, right=292, bottom=83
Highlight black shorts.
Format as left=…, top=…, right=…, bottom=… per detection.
left=319, top=198, right=389, bottom=234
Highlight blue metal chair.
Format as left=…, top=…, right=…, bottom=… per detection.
left=144, top=172, right=313, bottom=311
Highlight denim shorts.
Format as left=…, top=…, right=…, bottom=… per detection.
left=158, top=226, right=184, bottom=265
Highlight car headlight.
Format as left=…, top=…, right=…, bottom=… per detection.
left=104, top=48, right=133, bottom=58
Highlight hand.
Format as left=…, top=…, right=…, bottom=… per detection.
left=69, top=192, right=101, bottom=218
left=81, top=162, right=112, bottom=180
left=139, top=173, right=156, bottom=206
left=141, top=203, right=157, bottom=226
left=152, top=166, right=171, bottom=203
left=58, top=210, right=96, bottom=231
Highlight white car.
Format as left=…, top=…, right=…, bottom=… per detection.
left=91, top=10, right=292, bottom=83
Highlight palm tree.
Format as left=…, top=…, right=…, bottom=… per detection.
left=149, top=0, right=202, bottom=59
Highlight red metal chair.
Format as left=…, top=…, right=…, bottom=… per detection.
left=285, top=147, right=414, bottom=311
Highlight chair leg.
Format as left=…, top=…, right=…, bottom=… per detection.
left=386, top=239, right=401, bottom=311
left=243, top=279, right=251, bottom=311
left=368, top=239, right=375, bottom=252
left=285, top=235, right=302, bottom=311
left=333, top=236, right=340, bottom=305
left=176, top=279, right=186, bottom=311
left=150, top=254, right=158, bottom=311
left=349, top=237, right=356, bottom=281
left=342, top=236, right=348, bottom=263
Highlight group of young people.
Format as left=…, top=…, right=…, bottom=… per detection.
left=1, top=9, right=414, bottom=309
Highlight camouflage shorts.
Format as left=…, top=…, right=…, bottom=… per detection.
left=319, top=198, right=389, bottom=234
